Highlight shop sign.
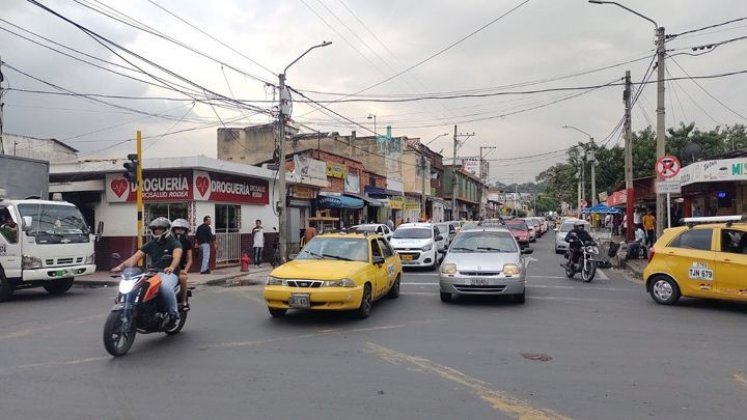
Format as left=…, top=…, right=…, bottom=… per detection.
left=194, top=170, right=269, bottom=204
left=679, top=158, right=747, bottom=186
left=326, top=163, right=347, bottom=179
left=390, top=196, right=404, bottom=210
left=462, top=158, right=480, bottom=177
left=387, top=178, right=403, bottom=194
left=344, top=172, right=361, bottom=194
left=106, top=172, right=192, bottom=203
left=293, top=155, right=327, bottom=181
left=606, top=190, right=627, bottom=207
left=404, top=200, right=420, bottom=210
left=291, top=186, right=316, bottom=199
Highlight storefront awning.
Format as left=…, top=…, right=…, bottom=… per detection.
left=316, top=192, right=364, bottom=209
left=344, top=193, right=383, bottom=207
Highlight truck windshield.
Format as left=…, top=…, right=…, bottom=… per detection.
left=18, top=203, right=90, bottom=244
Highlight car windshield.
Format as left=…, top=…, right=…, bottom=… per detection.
left=393, top=228, right=432, bottom=239
left=560, top=222, right=578, bottom=232
left=297, top=237, right=369, bottom=262
left=450, top=231, right=518, bottom=253
left=17, top=203, right=90, bottom=244
left=505, top=222, right=528, bottom=231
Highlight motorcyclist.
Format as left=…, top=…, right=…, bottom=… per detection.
left=564, top=221, right=594, bottom=267
left=112, top=217, right=183, bottom=328
left=171, top=218, right=193, bottom=310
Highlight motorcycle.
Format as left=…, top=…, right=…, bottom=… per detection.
left=562, top=241, right=599, bottom=282
left=103, top=265, right=192, bottom=357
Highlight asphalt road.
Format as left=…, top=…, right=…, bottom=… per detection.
left=2, top=233, right=747, bottom=419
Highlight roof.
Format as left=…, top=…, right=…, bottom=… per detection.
left=3, top=133, right=79, bottom=153
left=397, top=222, right=434, bottom=228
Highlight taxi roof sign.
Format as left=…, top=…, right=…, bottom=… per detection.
left=682, top=215, right=744, bottom=227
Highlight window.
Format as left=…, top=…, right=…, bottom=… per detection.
left=377, top=238, right=394, bottom=257
left=0, top=207, right=18, bottom=243
left=215, top=204, right=240, bottom=233
left=371, top=239, right=382, bottom=258
left=721, top=229, right=747, bottom=254
left=668, top=229, right=713, bottom=251
left=145, top=203, right=188, bottom=225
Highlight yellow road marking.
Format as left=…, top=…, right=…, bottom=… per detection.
left=199, top=324, right=407, bottom=350
left=367, top=343, right=572, bottom=420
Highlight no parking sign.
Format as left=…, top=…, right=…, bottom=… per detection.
left=655, top=155, right=681, bottom=179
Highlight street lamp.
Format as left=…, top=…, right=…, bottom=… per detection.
left=588, top=0, right=667, bottom=237
left=424, top=132, right=449, bottom=146
left=562, top=125, right=596, bottom=206
left=277, top=41, right=332, bottom=262
left=367, top=114, right=377, bottom=137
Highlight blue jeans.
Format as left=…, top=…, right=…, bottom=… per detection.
left=200, top=243, right=210, bottom=272
left=158, top=272, right=179, bottom=316
left=253, top=247, right=263, bottom=266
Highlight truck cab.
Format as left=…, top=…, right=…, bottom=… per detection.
left=0, top=197, right=96, bottom=301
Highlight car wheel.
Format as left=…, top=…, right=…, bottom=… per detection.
left=440, top=291, right=452, bottom=303
left=649, top=275, right=680, bottom=305
left=43, top=277, right=75, bottom=295
left=355, top=284, right=373, bottom=318
left=0, top=269, right=15, bottom=302
left=268, top=307, right=287, bottom=317
left=387, top=276, right=400, bottom=299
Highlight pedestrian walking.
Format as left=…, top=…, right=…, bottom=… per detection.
left=386, top=217, right=394, bottom=230
left=252, top=219, right=265, bottom=267
left=302, top=221, right=317, bottom=246
left=196, top=216, right=214, bottom=274
left=642, top=209, right=656, bottom=246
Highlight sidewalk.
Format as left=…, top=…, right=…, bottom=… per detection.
left=604, top=234, right=647, bottom=280
left=76, top=265, right=273, bottom=288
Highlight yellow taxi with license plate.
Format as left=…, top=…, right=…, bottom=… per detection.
left=263, top=232, right=402, bottom=318
left=644, top=216, right=747, bottom=305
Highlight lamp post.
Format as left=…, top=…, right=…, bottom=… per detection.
left=277, top=41, right=331, bottom=262
left=424, top=132, right=449, bottom=146
left=562, top=125, right=596, bottom=205
left=367, top=114, right=377, bottom=137
left=588, top=0, right=666, bottom=237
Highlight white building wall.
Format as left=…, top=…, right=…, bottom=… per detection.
left=98, top=200, right=138, bottom=237
left=241, top=203, right=277, bottom=233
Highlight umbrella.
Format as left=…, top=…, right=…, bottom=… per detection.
left=583, top=203, right=621, bottom=214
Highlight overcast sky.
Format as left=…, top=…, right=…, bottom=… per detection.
left=1, top=0, right=746, bottom=183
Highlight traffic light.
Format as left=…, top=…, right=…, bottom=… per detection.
left=123, top=153, right=139, bottom=186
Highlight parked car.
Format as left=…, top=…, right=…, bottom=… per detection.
left=350, top=223, right=393, bottom=241
left=504, top=219, right=531, bottom=249
left=554, top=219, right=590, bottom=254
left=390, top=223, right=445, bottom=269
left=644, top=216, right=747, bottom=305
left=263, top=232, right=402, bottom=318
left=524, top=218, right=541, bottom=239
left=439, top=227, right=532, bottom=304
left=434, top=222, right=457, bottom=248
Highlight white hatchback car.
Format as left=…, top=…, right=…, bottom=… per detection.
left=390, top=223, right=445, bottom=269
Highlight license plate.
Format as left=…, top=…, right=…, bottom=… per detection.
left=55, top=270, right=66, bottom=277
left=470, top=278, right=489, bottom=286
left=288, top=293, right=310, bottom=308
left=400, top=254, right=413, bottom=261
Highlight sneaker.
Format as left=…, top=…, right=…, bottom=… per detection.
left=200, top=270, right=211, bottom=274
left=165, top=313, right=180, bottom=330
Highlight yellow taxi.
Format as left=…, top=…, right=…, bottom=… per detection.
left=644, top=216, right=747, bottom=305
left=263, top=232, right=402, bottom=318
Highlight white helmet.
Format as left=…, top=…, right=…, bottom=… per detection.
left=148, top=217, right=171, bottom=240
left=171, top=218, right=191, bottom=232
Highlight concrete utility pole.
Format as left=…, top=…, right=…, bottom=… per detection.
left=277, top=41, right=331, bottom=262
left=420, top=153, right=427, bottom=221
left=450, top=125, right=475, bottom=220
left=0, top=57, right=5, bottom=155
left=563, top=125, right=595, bottom=205
left=624, top=70, right=634, bottom=241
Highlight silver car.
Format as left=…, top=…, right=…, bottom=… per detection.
left=439, top=227, right=532, bottom=304
left=554, top=219, right=590, bottom=253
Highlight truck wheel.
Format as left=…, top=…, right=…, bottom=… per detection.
left=43, top=278, right=75, bottom=295
left=0, top=270, right=14, bottom=302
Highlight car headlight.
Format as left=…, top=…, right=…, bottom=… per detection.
left=502, top=264, right=521, bottom=276
left=421, top=244, right=433, bottom=251
left=441, top=263, right=457, bottom=275
left=266, top=276, right=286, bottom=286
left=85, top=253, right=95, bottom=265
left=23, top=255, right=43, bottom=269
left=322, top=278, right=356, bottom=288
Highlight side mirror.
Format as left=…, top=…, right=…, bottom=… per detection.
left=373, top=256, right=385, bottom=265
left=521, top=248, right=534, bottom=255
left=95, top=221, right=104, bottom=242
left=22, top=216, right=32, bottom=231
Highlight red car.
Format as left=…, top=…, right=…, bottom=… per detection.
left=505, top=220, right=531, bottom=248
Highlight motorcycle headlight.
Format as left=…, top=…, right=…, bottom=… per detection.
left=266, top=276, right=286, bottom=286
left=85, top=253, right=95, bottom=265
left=22, top=255, right=43, bottom=269
left=322, top=278, right=356, bottom=288
left=421, top=244, right=433, bottom=251
left=502, top=264, right=521, bottom=276
left=441, top=263, right=457, bottom=275
left=118, top=279, right=137, bottom=294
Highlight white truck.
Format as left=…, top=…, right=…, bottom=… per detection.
left=0, top=155, right=96, bottom=301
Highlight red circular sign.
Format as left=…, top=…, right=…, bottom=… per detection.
left=655, top=155, right=681, bottom=179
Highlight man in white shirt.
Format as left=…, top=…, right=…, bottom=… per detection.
left=252, top=219, right=265, bottom=267
left=626, top=226, right=647, bottom=260
left=633, top=208, right=642, bottom=227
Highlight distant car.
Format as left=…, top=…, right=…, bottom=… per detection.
left=554, top=219, right=590, bottom=254
left=434, top=222, right=457, bottom=248
left=351, top=223, right=393, bottom=241
left=439, top=227, right=532, bottom=304
left=504, top=219, right=531, bottom=248
left=390, top=223, right=445, bottom=269
left=263, top=232, right=402, bottom=318
left=461, top=221, right=480, bottom=231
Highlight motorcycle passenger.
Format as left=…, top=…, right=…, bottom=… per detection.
left=171, top=218, right=193, bottom=310
left=565, top=221, right=594, bottom=267
left=112, top=217, right=183, bottom=328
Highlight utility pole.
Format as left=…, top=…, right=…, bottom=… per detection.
left=624, top=70, right=634, bottom=242
left=589, top=141, right=597, bottom=205
left=577, top=166, right=582, bottom=215
left=655, top=26, right=667, bottom=238
left=420, top=152, right=428, bottom=221
left=276, top=41, right=331, bottom=262
left=0, top=56, right=5, bottom=155
left=479, top=146, right=495, bottom=219
left=451, top=125, right=458, bottom=220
